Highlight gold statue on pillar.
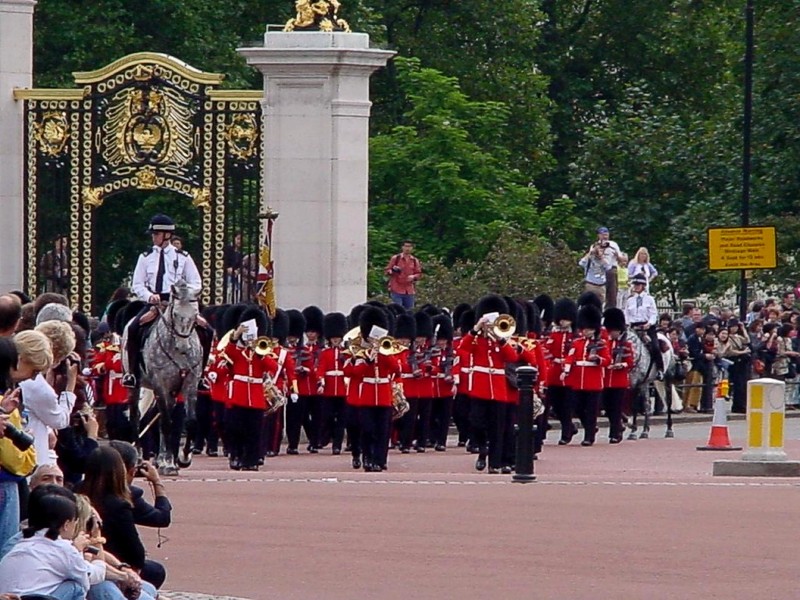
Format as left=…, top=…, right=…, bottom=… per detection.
left=284, top=0, right=351, bottom=32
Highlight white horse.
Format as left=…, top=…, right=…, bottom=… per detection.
left=123, top=281, right=202, bottom=475
left=626, top=328, right=674, bottom=440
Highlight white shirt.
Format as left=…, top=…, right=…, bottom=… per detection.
left=131, top=243, right=201, bottom=300
left=18, top=374, right=75, bottom=466
left=589, top=240, right=625, bottom=268
left=0, top=530, right=91, bottom=596
left=624, top=291, right=658, bottom=326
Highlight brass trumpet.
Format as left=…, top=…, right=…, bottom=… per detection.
left=253, top=336, right=278, bottom=356
left=487, top=314, right=516, bottom=340
left=377, top=336, right=406, bottom=356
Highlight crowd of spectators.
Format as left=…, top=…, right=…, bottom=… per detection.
left=0, top=291, right=172, bottom=600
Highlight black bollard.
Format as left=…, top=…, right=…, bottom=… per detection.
left=513, top=366, right=538, bottom=483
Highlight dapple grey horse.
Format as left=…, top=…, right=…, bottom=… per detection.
left=626, top=328, right=674, bottom=440
left=123, top=280, right=202, bottom=475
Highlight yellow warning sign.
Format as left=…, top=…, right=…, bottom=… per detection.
left=707, top=226, right=777, bottom=271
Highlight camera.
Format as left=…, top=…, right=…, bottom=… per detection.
left=135, top=461, right=148, bottom=478
left=600, top=241, right=610, bottom=248
left=3, top=422, right=34, bottom=451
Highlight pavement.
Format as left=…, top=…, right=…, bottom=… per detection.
left=146, top=411, right=800, bottom=600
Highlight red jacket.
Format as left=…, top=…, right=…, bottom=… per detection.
left=454, top=336, right=473, bottom=396
left=431, top=346, right=456, bottom=398
left=92, top=345, right=128, bottom=405
left=343, top=353, right=400, bottom=407
left=271, top=346, right=297, bottom=397
left=564, top=335, right=611, bottom=392
left=206, top=348, right=231, bottom=404
left=225, top=341, right=279, bottom=410
left=459, top=332, right=518, bottom=402
left=316, top=345, right=347, bottom=397
left=604, top=336, right=634, bottom=389
left=397, top=345, right=434, bottom=398
left=294, top=342, right=321, bottom=396
left=543, top=329, right=573, bottom=387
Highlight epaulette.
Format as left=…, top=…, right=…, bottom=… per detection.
left=142, top=249, right=153, bottom=257
left=177, top=249, right=188, bottom=256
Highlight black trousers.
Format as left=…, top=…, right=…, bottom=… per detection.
left=345, top=404, right=362, bottom=458
left=452, top=393, right=471, bottom=444
left=140, top=403, right=185, bottom=460
left=501, top=402, right=518, bottom=467
left=321, top=396, right=346, bottom=450
left=141, top=558, right=167, bottom=589
left=359, top=406, right=392, bottom=468
left=430, top=396, right=453, bottom=447
left=469, top=398, right=507, bottom=469
left=549, top=385, right=575, bottom=442
left=193, top=390, right=216, bottom=452
left=398, top=398, right=419, bottom=449
left=574, top=390, right=600, bottom=443
left=286, top=394, right=320, bottom=450
left=105, top=403, right=132, bottom=442
left=261, top=406, right=283, bottom=456
left=602, top=387, right=625, bottom=440
left=729, top=359, right=749, bottom=412
left=225, top=405, right=263, bottom=468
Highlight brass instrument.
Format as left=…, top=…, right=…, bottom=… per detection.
left=391, top=381, right=409, bottom=420
left=263, top=374, right=287, bottom=416
left=487, top=314, right=516, bottom=340
left=254, top=336, right=278, bottom=356
left=510, top=336, right=538, bottom=353
left=343, top=326, right=406, bottom=358
left=377, top=336, right=405, bottom=356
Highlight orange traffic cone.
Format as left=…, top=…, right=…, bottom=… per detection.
left=697, top=380, right=742, bottom=451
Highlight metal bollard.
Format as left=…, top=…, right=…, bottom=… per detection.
left=513, top=366, right=538, bottom=483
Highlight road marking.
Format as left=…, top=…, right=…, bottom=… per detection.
left=169, top=477, right=800, bottom=488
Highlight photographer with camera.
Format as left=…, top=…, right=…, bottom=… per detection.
left=109, top=441, right=172, bottom=530
left=578, top=240, right=612, bottom=306
left=592, top=226, right=627, bottom=308
left=385, top=240, right=422, bottom=310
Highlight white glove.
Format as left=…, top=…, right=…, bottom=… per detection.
left=290, top=393, right=299, bottom=403
left=207, top=372, right=218, bottom=383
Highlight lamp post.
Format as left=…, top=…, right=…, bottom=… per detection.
left=739, top=0, right=754, bottom=320
left=513, top=366, right=538, bottom=483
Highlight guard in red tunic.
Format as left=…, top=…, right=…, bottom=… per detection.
left=285, top=309, right=311, bottom=454
left=224, top=306, right=279, bottom=470
left=543, top=298, right=578, bottom=445
left=317, top=311, right=348, bottom=455
left=602, top=308, right=634, bottom=443
left=92, top=337, right=130, bottom=441
left=461, top=294, right=519, bottom=474
left=298, top=305, right=325, bottom=451
left=394, top=313, right=419, bottom=453
left=449, top=304, right=473, bottom=448
left=262, top=309, right=297, bottom=458
left=531, top=295, right=554, bottom=453
left=562, top=304, right=610, bottom=446
left=343, top=306, right=399, bottom=472
left=430, top=314, right=456, bottom=452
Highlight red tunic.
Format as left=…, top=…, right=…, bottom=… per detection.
left=564, top=336, right=611, bottom=392
left=92, top=345, right=127, bottom=405
left=604, top=337, right=634, bottom=389
left=397, top=345, right=434, bottom=399
left=459, top=332, right=518, bottom=403
left=316, top=345, right=347, bottom=397
left=543, top=329, right=573, bottom=387
left=206, top=348, right=231, bottom=404
left=343, top=353, right=400, bottom=407
left=225, top=341, right=279, bottom=409
left=454, top=336, right=473, bottom=396
left=506, top=338, right=548, bottom=404
left=431, top=347, right=456, bottom=399
left=294, top=342, right=321, bottom=396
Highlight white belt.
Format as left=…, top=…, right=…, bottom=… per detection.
left=363, top=377, right=390, bottom=384
left=109, top=373, right=122, bottom=380
left=471, top=366, right=505, bottom=375
left=325, top=370, right=344, bottom=376
left=400, top=373, right=417, bottom=379
left=575, top=361, right=597, bottom=367
left=233, top=375, right=262, bottom=384
left=552, top=358, right=565, bottom=364
left=461, top=367, right=472, bottom=373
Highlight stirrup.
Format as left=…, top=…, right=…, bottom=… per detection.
left=122, top=374, right=137, bottom=388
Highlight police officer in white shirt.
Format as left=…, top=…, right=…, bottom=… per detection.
left=624, top=273, right=664, bottom=378
left=123, top=214, right=203, bottom=387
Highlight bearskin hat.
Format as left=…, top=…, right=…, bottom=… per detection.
left=387, top=303, right=407, bottom=318
left=525, top=301, right=542, bottom=336
left=577, top=291, right=603, bottom=310
left=414, top=311, right=433, bottom=339
left=451, top=303, right=471, bottom=330
left=505, top=298, right=527, bottom=335
left=272, top=309, right=290, bottom=343
left=419, top=303, right=441, bottom=318
left=71, top=312, right=90, bottom=336
left=384, top=309, right=397, bottom=337
left=222, top=304, right=248, bottom=336
left=394, top=313, right=416, bottom=340
left=553, top=298, right=577, bottom=325
left=474, top=294, right=508, bottom=319
left=239, top=305, right=270, bottom=337
left=287, top=309, right=306, bottom=339
left=576, top=305, right=602, bottom=331
left=302, top=305, right=325, bottom=334
left=347, top=304, right=366, bottom=329
left=459, top=309, right=476, bottom=334
left=210, top=305, right=229, bottom=338
left=359, top=306, right=390, bottom=339
left=432, top=314, right=454, bottom=341
left=533, top=294, right=554, bottom=326
left=323, top=312, right=348, bottom=339
left=602, top=307, right=627, bottom=332
left=106, top=300, right=130, bottom=335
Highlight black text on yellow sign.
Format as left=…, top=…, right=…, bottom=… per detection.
left=707, top=226, right=777, bottom=271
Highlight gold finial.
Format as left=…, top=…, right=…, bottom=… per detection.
left=82, top=187, right=104, bottom=208
left=192, top=187, right=212, bottom=210
left=284, top=0, right=351, bottom=32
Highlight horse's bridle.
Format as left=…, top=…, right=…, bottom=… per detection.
left=160, top=300, right=196, bottom=340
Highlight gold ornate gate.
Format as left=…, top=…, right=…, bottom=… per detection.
left=15, top=53, right=263, bottom=313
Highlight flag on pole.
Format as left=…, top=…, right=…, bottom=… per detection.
left=256, top=214, right=277, bottom=318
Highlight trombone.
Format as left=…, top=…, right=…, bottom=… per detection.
left=342, top=326, right=406, bottom=358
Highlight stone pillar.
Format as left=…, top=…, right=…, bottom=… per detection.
left=0, top=0, right=35, bottom=295
left=239, top=32, right=393, bottom=313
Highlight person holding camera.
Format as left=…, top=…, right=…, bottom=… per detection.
left=578, top=240, right=611, bottom=305
left=109, top=441, right=172, bottom=530
left=385, top=240, right=422, bottom=310
left=593, top=226, right=627, bottom=308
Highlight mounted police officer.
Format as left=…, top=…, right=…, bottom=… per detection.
left=123, top=214, right=203, bottom=387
